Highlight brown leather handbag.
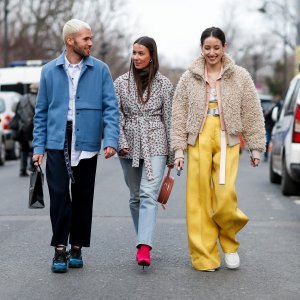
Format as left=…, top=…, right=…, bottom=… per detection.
left=158, top=167, right=174, bottom=209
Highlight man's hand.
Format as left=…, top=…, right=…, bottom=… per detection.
left=32, top=154, right=44, bottom=166
left=104, top=147, right=116, bottom=159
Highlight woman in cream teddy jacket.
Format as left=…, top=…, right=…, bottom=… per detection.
left=172, top=27, right=265, bottom=271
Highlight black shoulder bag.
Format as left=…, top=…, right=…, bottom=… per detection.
left=29, top=164, right=45, bottom=209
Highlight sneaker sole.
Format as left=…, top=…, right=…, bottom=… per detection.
left=225, top=263, right=240, bottom=269
left=51, top=266, right=68, bottom=273
left=69, top=259, right=83, bottom=268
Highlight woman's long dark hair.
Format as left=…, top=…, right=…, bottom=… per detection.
left=129, top=36, right=159, bottom=103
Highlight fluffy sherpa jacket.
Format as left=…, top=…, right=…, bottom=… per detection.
left=171, top=53, right=265, bottom=159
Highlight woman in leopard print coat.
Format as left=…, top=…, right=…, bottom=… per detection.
left=114, top=36, right=174, bottom=268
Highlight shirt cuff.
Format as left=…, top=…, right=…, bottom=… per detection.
left=251, top=150, right=261, bottom=160
left=174, top=149, right=184, bottom=160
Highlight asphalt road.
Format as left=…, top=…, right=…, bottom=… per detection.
left=0, top=152, right=299, bottom=300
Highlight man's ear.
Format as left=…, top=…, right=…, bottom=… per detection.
left=66, top=36, right=74, bottom=46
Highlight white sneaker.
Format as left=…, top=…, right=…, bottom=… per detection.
left=225, top=252, right=240, bottom=269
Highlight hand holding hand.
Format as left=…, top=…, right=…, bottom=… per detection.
left=104, top=147, right=116, bottom=159
left=118, top=148, right=129, bottom=156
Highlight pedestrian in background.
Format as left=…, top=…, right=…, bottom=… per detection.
left=172, top=27, right=265, bottom=272
left=114, top=36, right=174, bottom=268
left=11, top=83, right=38, bottom=176
left=32, top=19, right=119, bottom=273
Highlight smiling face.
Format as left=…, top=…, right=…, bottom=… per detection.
left=201, top=36, right=227, bottom=67
left=132, top=43, right=151, bottom=69
left=67, top=27, right=93, bottom=58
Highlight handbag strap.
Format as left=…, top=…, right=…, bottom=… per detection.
left=167, top=166, right=172, bottom=177
left=35, top=164, right=43, bottom=174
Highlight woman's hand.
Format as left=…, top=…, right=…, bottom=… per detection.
left=174, top=158, right=184, bottom=170
left=250, top=157, right=260, bottom=167
left=119, top=148, right=129, bottom=156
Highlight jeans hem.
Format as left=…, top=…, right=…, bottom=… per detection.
left=136, top=241, right=153, bottom=249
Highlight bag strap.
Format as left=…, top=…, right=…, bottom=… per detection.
left=167, top=166, right=172, bottom=177
left=35, top=164, right=43, bottom=174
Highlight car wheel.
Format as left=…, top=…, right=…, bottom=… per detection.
left=281, top=155, right=298, bottom=196
left=0, top=139, right=5, bottom=166
left=269, top=154, right=281, bottom=184
left=7, top=141, right=20, bottom=160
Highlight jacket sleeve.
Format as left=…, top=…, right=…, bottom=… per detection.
left=101, top=65, right=120, bottom=150
left=32, top=68, right=48, bottom=155
left=171, top=73, right=189, bottom=159
left=114, top=78, right=129, bottom=151
left=241, top=70, right=266, bottom=153
left=162, top=79, right=174, bottom=165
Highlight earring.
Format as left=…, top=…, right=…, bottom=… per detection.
left=150, top=59, right=152, bottom=62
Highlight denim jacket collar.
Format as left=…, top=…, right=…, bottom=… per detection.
left=56, top=50, right=94, bottom=68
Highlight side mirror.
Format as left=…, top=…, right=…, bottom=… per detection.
left=271, top=106, right=279, bottom=122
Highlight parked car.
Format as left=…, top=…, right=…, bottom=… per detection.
left=269, top=74, right=300, bottom=196
left=0, top=91, right=21, bottom=159
left=0, top=98, right=6, bottom=165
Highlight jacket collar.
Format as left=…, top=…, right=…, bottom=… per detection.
left=56, top=50, right=94, bottom=68
left=189, top=53, right=235, bottom=80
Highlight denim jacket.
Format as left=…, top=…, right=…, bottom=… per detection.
left=33, top=52, right=119, bottom=155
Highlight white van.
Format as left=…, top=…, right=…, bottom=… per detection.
left=0, top=65, right=42, bottom=94
left=269, top=73, right=300, bottom=196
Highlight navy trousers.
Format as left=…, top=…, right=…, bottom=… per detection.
left=46, top=125, right=97, bottom=247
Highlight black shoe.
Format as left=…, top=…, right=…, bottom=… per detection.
left=19, top=171, right=29, bottom=177
left=51, top=247, right=69, bottom=273
left=69, top=247, right=83, bottom=268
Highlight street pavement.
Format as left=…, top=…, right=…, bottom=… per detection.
left=0, top=152, right=299, bottom=300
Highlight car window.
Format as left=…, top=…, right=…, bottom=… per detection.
left=0, top=99, right=5, bottom=113
left=261, top=100, right=273, bottom=114
left=285, top=79, right=300, bottom=116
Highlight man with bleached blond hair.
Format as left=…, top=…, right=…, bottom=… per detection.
left=33, top=19, right=119, bottom=273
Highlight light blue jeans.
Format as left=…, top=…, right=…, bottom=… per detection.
left=119, top=156, right=167, bottom=248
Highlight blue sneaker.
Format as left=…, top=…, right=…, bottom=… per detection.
left=69, top=247, right=83, bottom=268
left=51, top=248, right=69, bottom=273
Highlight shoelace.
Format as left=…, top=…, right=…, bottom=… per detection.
left=54, top=250, right=69, bottom=262
left=69, top=248, right=81, bottom=258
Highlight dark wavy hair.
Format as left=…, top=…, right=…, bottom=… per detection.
left=200, top=27, right=226, bottom=46
left=129, top=36, right=159, bottom=102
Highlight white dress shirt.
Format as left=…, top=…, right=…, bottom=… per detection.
left=64, top=56, right=98, bottom=167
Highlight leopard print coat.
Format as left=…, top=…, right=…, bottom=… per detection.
left=114, top=71, right=174, bottom=180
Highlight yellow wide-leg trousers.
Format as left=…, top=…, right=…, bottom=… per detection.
left=186, top=113, right=249, bottom=271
